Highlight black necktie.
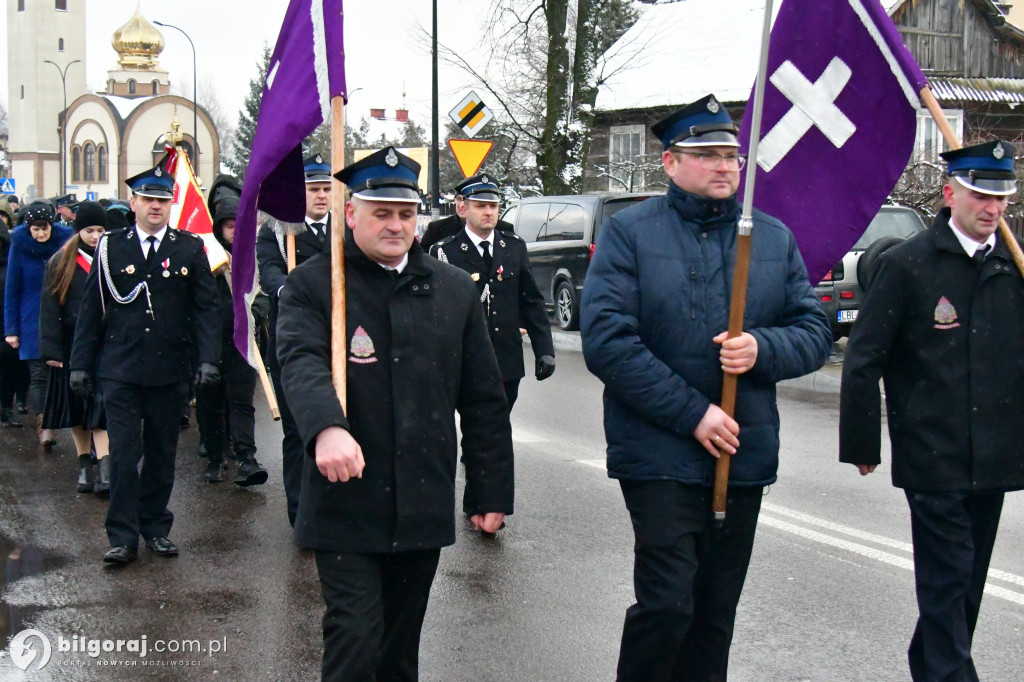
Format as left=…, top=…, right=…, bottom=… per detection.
left=312, top=222, right=326, bottom=246
left=480, top=240, right=492, bottom=273
left=146, top=236, right=158, bottom=268
left=973, top=244, right=990, bottom=265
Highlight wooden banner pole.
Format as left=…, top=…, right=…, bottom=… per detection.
left=330, top=95, right=347, bottom=412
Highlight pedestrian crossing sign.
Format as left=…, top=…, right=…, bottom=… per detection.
left=0, top=178, right=14, bottom=194
left=448, top=91, right=493, bottom=139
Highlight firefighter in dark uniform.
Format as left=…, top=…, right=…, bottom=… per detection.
left=276, top=147, right=514, bottom=681
left=430, top=175, right=555, bottom=410
left=70, top=164, right=221, bottom=567
left=841, top=140, right=1024, bottom=682
left=419, top=175, right=514, bottom=251
left=256, top=154, right=333, bottom=526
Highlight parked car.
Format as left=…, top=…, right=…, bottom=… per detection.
left=815, top=205, right=926, bottom=340
left=500, top=192, right=661, bottom=330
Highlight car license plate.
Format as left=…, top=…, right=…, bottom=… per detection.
left=838, top=310, right=858, bottom=323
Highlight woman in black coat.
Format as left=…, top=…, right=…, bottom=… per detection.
left=39, top=202, right=110, bottom=494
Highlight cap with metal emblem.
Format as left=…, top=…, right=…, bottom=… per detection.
left=304, top=153, right=333, bottom=184
left=333, top=146, right=422, bottom=203
left=124, top=165, right=175, bottom=199
left=651, top=94, right=739, bottom=150
left=941, top=140, right=1018, bottom=196
left=455, top=173, right=500, bottom=203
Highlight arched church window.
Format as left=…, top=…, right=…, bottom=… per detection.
left=152, top=81, right=159, bottom=95
left=72, top=146, right=81, bottom=182
left=58, top=38, right=64, bottom=52
left=128, top=80, right=136, bottom=95
left=84, top=143, right=96, bottom=182
left=18, top=0, right=24, bottom=10
left=98, top=146, right=108, bottom=182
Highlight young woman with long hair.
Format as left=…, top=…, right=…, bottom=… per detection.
left=39, top=202, right=110, bottom=493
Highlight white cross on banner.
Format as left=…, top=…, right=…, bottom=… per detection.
left=757, top=58, right=856, bottom=172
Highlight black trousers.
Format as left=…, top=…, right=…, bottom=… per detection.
left=905, top=490, right=1004, bottom=682
left=503, top=379, right=520, bottom=412
left=314, top=549, right=441, bottom=682
left=197, top=347, right=257, bottom=462
left=617, top=480, right=763, bottom=682
left=272, top=368, right=304, bottom=526
left=102, top=379, right=188, bottom=548
left=0, top=342, right=27, bottom=409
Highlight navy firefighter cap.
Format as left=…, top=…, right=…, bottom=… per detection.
left=333, top=147, right=421, bottom=203
left=124, top=165, right=175, bottom=199
left=456, top=174, right=500, bottom=203
left=651, top=94, right=739, bottom=150
left=941, top=140, right=1018, bottom=196
left=304, top=153, right=333, bottom=183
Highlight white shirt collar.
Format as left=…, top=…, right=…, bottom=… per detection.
left=949, top=218, right=996, bottom=257
left=136, top=225, right=168, bottom=248
left=378, top=253, right=409, bottom=274
left=306, top=216, right=328, bottom=230
left=464, top=227, right=494, bottom=252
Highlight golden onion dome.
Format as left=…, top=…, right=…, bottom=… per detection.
left=111, top=1, right=164, bottom=70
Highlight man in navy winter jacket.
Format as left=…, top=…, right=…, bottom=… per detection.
left=581, top=94, right=831, bottom=681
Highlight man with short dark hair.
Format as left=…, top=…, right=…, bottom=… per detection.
left=277, top=146, right=513, bottom=680
left=840, top=139, right=1024, bottom=682
left=430, top=174, right=554, bottom=410
left=71, top=164, right=221, bottom=567
left=581, top=94, right=831, bottom=681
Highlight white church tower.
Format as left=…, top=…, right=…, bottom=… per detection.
left=6, top=0, right=87, bottom=199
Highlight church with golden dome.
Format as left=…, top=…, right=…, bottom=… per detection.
left=5, top=0, right=220, bottom=202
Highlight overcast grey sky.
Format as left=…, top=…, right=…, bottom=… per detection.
left=1, top=0, right=493, bottom=131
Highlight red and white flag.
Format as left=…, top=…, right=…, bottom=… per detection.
left=165, top=147, right=230, bottom=273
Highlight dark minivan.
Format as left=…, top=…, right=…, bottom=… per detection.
left=501, top=193, right=661, bottom=330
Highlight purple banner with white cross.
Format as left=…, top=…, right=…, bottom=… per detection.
left=738, top=0, right=928, bottom=283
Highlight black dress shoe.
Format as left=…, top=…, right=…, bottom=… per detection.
left=234, top=458, right=269, bottom=487
left=103, top=545, right=138, bottom=566
left=16, top=402, right=28, bottom=415
left=0, top=409, right=22, bottom=427
left=144, top=536, right=179, bottom=557
left=205, top=460, right=225, bottom=482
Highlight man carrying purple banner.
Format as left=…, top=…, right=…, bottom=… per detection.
left=581, top=95, right=830, bottom=682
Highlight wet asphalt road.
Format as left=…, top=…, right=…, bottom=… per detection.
left=0, top=347, right=1022, bottom=681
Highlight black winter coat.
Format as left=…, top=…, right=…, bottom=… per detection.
left=277, top=238, right=514, bottom=553
left=430, top=228, right=554, bottom=382
left=840, top=209, right=1024, bottom=491
left=71, top=227, right=221, bottom=385
left=39, top=244, right=92, bottom=362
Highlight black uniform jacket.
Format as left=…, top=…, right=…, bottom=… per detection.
left=39, top=248, right=90, bottom=362
left=430, top=228, right=554, bottom=382
left=70, top=227, right=221, bottom=386
left=277, top=237, right=515, bottom=553
left=840, top=208, right=1024, bottom=492
left=257, top=215, right=331, bottom=370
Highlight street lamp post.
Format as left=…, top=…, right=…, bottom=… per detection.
left=153, top=21, right=198, bottom=164
left=44, top=58, right=81, bottom=196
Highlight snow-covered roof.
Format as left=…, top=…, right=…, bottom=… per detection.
left=102, top=95, right=154, bottom=120
left=595, top=0, right=781, bottom=111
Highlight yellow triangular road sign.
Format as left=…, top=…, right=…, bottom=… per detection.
left=448, top=139, right=494, bottom=178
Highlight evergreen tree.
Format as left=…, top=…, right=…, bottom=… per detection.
left=225, top=45, right=272, bottom=181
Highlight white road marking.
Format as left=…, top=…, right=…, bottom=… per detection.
left=567, top=460, right=1024, bottom=602
left=512, top=427, right=547, bottom=444
left=577, top=459, right=607, bottom=470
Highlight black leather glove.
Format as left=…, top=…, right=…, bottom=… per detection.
left=195, top=362, right=221, bottom=388
left=69, top=370, right=93, bottom=399
left=535, top=355, right=555, bottom=381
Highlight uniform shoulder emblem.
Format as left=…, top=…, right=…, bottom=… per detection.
left=499, top=229, right=523, bottom=241
left=435, top=235, right=458, bottom=250
left=180, top=230, right=202, bottom=240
